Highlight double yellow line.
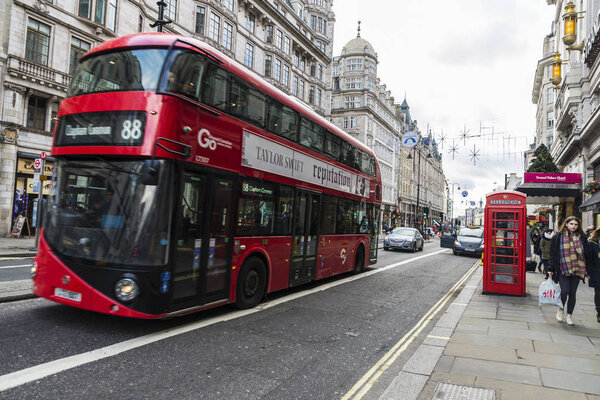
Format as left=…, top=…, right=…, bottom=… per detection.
left=342, top=260, right=481, bottom=400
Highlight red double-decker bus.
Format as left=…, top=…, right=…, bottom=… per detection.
left=32, top=33, right=382, bottom=318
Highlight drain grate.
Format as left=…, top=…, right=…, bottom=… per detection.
left=432, top=382, right=495, bottom=400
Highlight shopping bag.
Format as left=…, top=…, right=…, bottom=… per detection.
left=538, top=280, right=561, bottom=306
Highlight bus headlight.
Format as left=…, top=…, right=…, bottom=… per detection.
left=30, top=260, right=37, bottom=278
left=454, top=240, right=461, bottom=246
left=115, top=278, right=139, bottom=302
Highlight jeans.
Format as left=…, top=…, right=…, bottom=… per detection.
left=558, top=274, right=580, bottom=314
left=595, top=287, right=600, bottom=316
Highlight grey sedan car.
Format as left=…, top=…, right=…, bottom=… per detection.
left=383, top=227, right=424, bottom=252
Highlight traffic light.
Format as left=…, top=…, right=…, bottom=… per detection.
left=423, top=207, right=429, bottom=217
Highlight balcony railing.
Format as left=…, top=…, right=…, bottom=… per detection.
left=7, top=55, right=71, bottom=90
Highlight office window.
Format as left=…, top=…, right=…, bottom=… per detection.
left=247, top=13, right=255, bottom=34
left=547, top=111, right=554, bottom=128
left=300, top=57, right=305, bottom=71
left=245, top=43, right=254, bottom=68
left=346, top=58, right=362, bottom=71
left=79, top=0, right=91, bottom=18
left=345, top=77, right=361, bottom=89
left=310, top=61, right=316, bottom=77
left=25, top=19, right=50, bottom=65
left=265, top=54, right=272, bottom=77
left=318, top=64, right=323, bottom=80
left=547, top=87, right=554, bottom=104
left=284, top=36, right=291, bottom=54
left=310, top=15, right=317, bottom=31
left=299, top=80, right=304, bottom=100
left=309, top=86, right=315, bottom=103
left=274, top=58, right=281, bottom=81
left=350, top=116, right=356, bottom=129
left=79, top=0, right=116, bottom=26
left=27, top=95, right=47, bottom=130
left=316, top=88, right=321, bottom=107
left=343, top=117, right=348, bottom=129
left=208, top=12, right=220, bottom=41
left=283, top=64, right=289, bottom=86
left=345, top=96, right=361, bottom=108
left=294, top=51, right=299, bottom=66
left=292, top=75, right=298, bottom=96
left=222, top=21, right=233, bottom=50
left=163, top=0, right=175, bottom=21
left=195, top=6, right=206, bottom=34
left=223, top=0, right=233, bottom=11
left=69, top=37, right=91, bottom=74
left=266, top=25, right=273, bottom=43
left=276, top=30, right=283, bottom=49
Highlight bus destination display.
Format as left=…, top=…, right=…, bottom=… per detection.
left=55, top=111, right=146, bottom=147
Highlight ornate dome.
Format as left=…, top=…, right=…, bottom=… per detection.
left=342, top=36, right=377, bottom=59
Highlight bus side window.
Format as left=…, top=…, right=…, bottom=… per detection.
left=247, top=87, right=266, bottom=128
left=202, top=64, right=229, bottom=111
left=281, top=106, right=298, bottom=142
left=268, top=101, right=283, bottom=135
left=320, top=195, right=337, bottom=235
left=324, top=131, right=341, bottom=160
left=299, top=118, right=323, bottom=152
left=276, top=185, right=294, bottom=235
left=230, top=79, right=249, bottom=119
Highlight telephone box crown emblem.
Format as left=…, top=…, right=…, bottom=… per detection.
left=503, top=194, right=508, bottom=199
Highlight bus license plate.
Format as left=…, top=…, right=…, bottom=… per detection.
left=54, top=287, right=82, bottom=302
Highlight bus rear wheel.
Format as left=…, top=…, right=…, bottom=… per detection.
left=353, top=247, right=365, bottom=274
left=235, top=256, right=267, bottom=309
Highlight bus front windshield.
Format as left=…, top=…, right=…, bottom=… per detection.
left=67, top=48, right=168, bottom=97
left=44, top=159, right=173, bottom=266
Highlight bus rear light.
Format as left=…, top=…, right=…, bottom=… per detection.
left=111, top=304, right=120, bottom=312
left=115, top=278, right=139, bottom=302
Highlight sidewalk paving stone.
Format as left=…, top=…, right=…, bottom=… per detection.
left=474, top=377, right=588, bottom=400
left=449, top=332, right=534, bottom=351
left=444, top=343, right=517, bottom=364
left=540, top=368, right=600, bottom=395
left=515, top=349, right=600, bottom=374
left=532, top=340, right=600, bottom=359
left=450, top=357, right=541, bottom=385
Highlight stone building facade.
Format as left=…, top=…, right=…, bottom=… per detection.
left=0, top=0, right=335, bottom=236
left=331, top=30, right=445, bottom=230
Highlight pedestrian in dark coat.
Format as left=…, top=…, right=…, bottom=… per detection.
left=548, top=216, right=588, bottom=326
left=539, top=229, right=553, bottom=279
left=584, top=227, right=600, bottom=323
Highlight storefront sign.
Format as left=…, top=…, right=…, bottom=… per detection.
left=523, top=172, right=581, bottom=184
left=242, top=131, right=369, bottom=198
left=26, top=178, right=51, bottom=195
left=17, top=158, right=53, bottom=176
left=490, top=199, right=522, bottom=205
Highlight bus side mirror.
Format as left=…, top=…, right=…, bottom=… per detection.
left=141, top=160, right=160, bottom=186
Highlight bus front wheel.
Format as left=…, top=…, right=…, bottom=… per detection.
left=235, top=256, right=267, bottom=309
left=353, top=246, right=365, bottom=274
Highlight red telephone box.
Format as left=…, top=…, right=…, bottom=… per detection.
left=483, top=190, right=527, bottom=296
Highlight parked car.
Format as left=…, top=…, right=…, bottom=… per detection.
left=453, top=226, right=484, bottom=256
left=383, top=227, right=424, bottom=252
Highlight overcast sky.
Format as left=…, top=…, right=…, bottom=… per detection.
left=331, top=0, right=556, bottom=215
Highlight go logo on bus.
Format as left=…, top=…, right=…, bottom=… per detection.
left=198, top=128, right=217, bottom=150
left=121, top=119, right=143, bottom=140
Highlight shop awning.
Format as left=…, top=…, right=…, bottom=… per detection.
left=580, top=191, right=600, bottom=212
left=515, top=182, right=581, bottom=204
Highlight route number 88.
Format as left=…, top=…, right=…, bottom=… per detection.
left=121, top=119, right=143, bottom=140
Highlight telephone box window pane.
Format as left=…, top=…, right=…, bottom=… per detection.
left=496, top=212, right=515, bottom=220
left=494, top=265, right=513, bottom=274
left=494, top=274, right=513, bottom=283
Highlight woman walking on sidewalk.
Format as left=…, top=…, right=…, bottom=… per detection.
left=539, top=229, right=553, bottom=279
left=584, top=227, right=600, bottom=323
left=548, top=216, right=588, bottom=326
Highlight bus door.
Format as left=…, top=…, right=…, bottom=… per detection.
left=172, top=172, right=233, bottom=307
left=290, top=190, right=321, bottom=286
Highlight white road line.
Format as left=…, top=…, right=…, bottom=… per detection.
left=0, top=248, right=450, bottom=392
left=0, top=265, right=30, bottom=270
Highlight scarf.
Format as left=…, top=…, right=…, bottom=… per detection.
left=544, top=232, right=553, bottom=239
left=559, top=233, right=586, bottom=279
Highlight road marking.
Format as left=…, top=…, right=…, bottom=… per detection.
left=342, top=259, right=480, bottom=400
left=0, top=248, right=450, bottom=393
left=0, top=265, right=31, bottom=270
left=0, top=257, right=33, bottom=261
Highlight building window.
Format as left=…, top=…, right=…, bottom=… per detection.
left=208, top=12, right=220, bottom=41
left=300, top=57, right=305, bottom=71
left=284, top=36, right=291, bottom=54
left=294, top=51, right=299, bottom=66
left=547, top=111, right=554, bottom=128
left=283, top=64, right=289, bottom=86
left=316, top=88, right=321, bottom=107
left=318, top=64, right=323, bottom=80
left=310, top=61, right=316, bottom=77
left=222, top=21, right=233, bottom=50
left=345, top=96, right=361, bottom=109
left=343, top=117, right=348, bottom=129
left=163, top=0, right=176, bottom=21
left=292, top=75, right=298, bottom=96
left=265, top=54, right=272, bottom=77
left=547, top=87, right=554, bottom=104
left=309, top=86, right=315, bottom=103
left=333, top=65, right=338, bottom=77
left=245, top=43, right=254, bottom=68
left=27, top=95, right=48, bottom=130
left=276, top=30, right=283, bottom=49
left=195, top=6, right=206, bottom=34
left=25, top=19, right=51, bottom=66
left=79, top=0, right=91, bottom=18
left=247, top=13, right=255, bottom=34
left=299, top=80, right=305, bottom=100
left=316, top=40, right=326, bottom=53
left=346, top=58, right=362, bottom=71
left=223, top=0, right=234, bottom=11
left=350, top=116, right=356, bottom=129
left=345, top=77, right=362, bottom=89
left=266, top=25, right=273, bottom=43
left=310, top=15, right=317, bottom=31
left=274, top=58, right=281, bottom=81
left=69, top=37, right=91, bottom=74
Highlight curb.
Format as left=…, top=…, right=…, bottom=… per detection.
left=0, top=292, right=37, bottom=303
left=0, top=253, right=36, bottom=258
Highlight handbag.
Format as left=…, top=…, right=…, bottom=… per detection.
left=539, top=280, right=562, bottom=306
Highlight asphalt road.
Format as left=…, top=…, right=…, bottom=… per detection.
left=0, top=243, right=477, bottom=400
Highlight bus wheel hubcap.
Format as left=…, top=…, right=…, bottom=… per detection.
left=244, top=270, right=259, bottom=297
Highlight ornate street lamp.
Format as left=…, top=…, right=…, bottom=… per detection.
left=562, top=1, right=585, bottom=51
left=551, top=52, right=562, bottom=87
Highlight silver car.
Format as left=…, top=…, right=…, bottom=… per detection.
left=383, top=227, right=424, bottom=252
